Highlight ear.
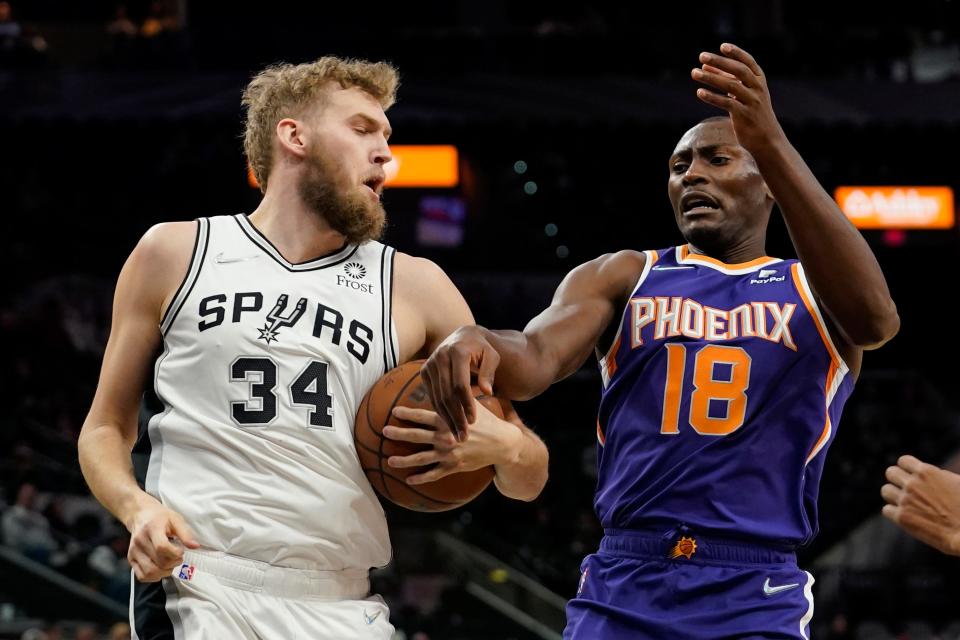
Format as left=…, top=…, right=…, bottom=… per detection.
left=276, top=118, right=308, bottom=160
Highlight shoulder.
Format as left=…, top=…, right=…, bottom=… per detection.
left=122, top=221, right=200, bottom=314
left=592, top=249, right=647, bottom=278
left=134, top=220, right=199, bottom=268
left=558, top=249, right=647, bottom=300
left=393, top=251, right=445, bottom=275
left=392, top=251, right=454, bottom=292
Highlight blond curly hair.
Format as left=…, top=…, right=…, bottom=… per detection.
left=242, top=57, right=399, bottom=192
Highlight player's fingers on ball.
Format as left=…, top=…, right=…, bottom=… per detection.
left=407, top=466, right=451, bottom=485
left=382, top=424, right=433, bottom=444
left=880, top=483, right=902, bottom=505
left=449, top=351, right=475, bottom=425
left=433, top=430, right=457, bottom=450
left=449, top=345, right=474, bottom=396
left=421, top=361, right=440, bottom=404
left=420, top=362, right=434, bottom=397
left=440, top=391, right=469, bottom=438
left=476, top=348, right=500, bottom=396
left=431, top=355, right=461, bottom=429
left=391, top=406, right=439, bottom=426
left=885, top=464, right=911, bottom=487
left=388, top=450, right=438, bottom=468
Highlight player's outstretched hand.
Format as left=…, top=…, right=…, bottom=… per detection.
left=126, top=495, right=201, bottom=582
left=421, top=326, right=501, bottom=440
left=881, top=454, right=960, bottom=556
left=691, top=43, right=787, bottom=156
left=384, top=401, right=520, bottom=485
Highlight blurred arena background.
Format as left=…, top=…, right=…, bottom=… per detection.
left=2, top=1, right=960, bottom=638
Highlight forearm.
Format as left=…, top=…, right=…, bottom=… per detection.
left=492, top=426, right=549, bottom=502
left=78, top=424, right=154, bottom=530
left=479, top=328, right=564, bottom=400
left=753, top=138, right=899, bottom=346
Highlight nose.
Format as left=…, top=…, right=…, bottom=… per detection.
left=681, top=157, right=708, bottom=187
left=373, top=138, right=392, bottom=166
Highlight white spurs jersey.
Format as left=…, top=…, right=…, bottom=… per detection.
left=132, top=214, right=398, bottom=571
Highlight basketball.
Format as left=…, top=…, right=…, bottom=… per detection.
left=355, top=359, right=503, bottom=512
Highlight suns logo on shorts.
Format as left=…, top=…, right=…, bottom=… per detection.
left=668, top=536, right=698, bottom=560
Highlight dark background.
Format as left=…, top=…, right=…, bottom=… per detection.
left=2, top=1, right=960, bottom=639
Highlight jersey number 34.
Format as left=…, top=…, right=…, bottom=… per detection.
left=229, top=357, right=333, bottom=429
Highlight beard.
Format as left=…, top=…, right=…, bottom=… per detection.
left=296, top=148, right=386, bottom=244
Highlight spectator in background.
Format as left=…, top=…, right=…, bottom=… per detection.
left=882, top=454, right=960, bottom=555
left=88, top=532, right=131, bottom=601
left=140, top=0, right=179, bottom=39
left=74, top=625, right=97, bottom=640
left=1, top=483, right=58, bottom=562
left=0, top=1, right=20, bottom=51
left=109, top=622, right=131, bottom=640
left=0, top=1, right=46, bottom=65
left=106, top=4, right=137, bottom=39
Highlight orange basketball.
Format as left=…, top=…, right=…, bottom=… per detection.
left=354, top=359, right=502, bottom=512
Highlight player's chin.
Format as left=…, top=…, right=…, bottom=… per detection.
left=679, top=219, right=723, bottom=244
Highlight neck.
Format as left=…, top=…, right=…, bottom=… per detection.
left=249, top=176, right=348, bottom=263
left=687, top=233, right=767, bottom=265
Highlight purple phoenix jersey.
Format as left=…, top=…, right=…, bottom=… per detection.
left=595, top=245, right=853, bottom=547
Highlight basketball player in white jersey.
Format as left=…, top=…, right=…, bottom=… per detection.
left=77, top=57, right=549, bottom=639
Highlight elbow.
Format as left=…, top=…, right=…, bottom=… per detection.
left=849, top=305, right=900, bottom=350
left=496, top=472, right=548, bottom=502
left=519, top=470, right=549, bottom=502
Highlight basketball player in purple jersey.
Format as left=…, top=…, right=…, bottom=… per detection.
left=422, top=44, right=899, bottom=638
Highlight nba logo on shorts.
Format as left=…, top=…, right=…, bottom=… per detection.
left=178, top=563, right=196, bottom=581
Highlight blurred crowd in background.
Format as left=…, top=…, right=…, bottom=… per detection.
left=3, top=1, right=960, bottom=638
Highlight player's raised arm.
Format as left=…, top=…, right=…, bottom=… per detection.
left=77, top=222, right=201, bottom=582
left=423, top=250, right=645, bottom=434
left=692, top=43, right=899, bottom=350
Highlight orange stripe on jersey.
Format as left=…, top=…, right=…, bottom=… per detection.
left=597, top=419, right=606, bottom=446
left=605, top=332, right=622, bottom=381
left=647, top=249, right=660, bottom=266
left=806, top=361, right=838, bottom=463
left=790, top=263, right=840, bottom=369
left=679, top=244, right=778, bottom=269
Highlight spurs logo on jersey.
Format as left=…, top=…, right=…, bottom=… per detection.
left=135, top=214, right=399, bottom=572
left=258, top=294, right=307, bottom=344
